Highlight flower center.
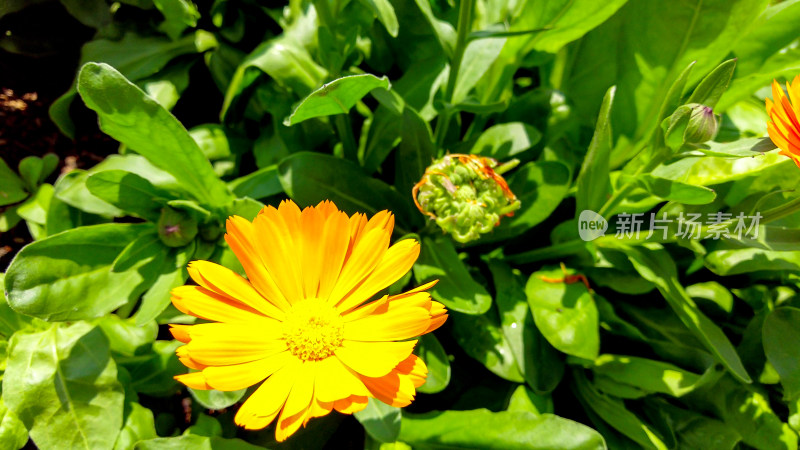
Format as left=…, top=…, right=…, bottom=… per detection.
left=283, top=298, right=344, bottom=361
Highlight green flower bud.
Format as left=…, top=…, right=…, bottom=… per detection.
left=413, top=154, right=521, bottom=243
left=158, top=207, right=198, bottom=247
left=684, top=103, right=718, bottom=144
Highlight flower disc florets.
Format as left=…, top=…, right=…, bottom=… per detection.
left=413, top=154, right=520, bottom=243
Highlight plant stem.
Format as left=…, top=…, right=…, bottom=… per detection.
left=433, top=0, right=474, bottom=153
left=335, top=114, right=358, bottom=162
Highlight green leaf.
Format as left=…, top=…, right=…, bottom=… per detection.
left=589, top=354, right=708, bottom=397
left=452, top=37, right=506, bottom=104
left=477, top=161, right=570, bottom=244
left=413, top=235, right=492, bottom=314
left=693, top=137, right=776, bottom=157
left=525, top=267, right=599, bottom=360
left=470, top=122, right=542, bottom=159
left=686, top=281, right=733, bottom=314
left=113, top=402, right=158, bottom=450
left=412, top=0, right=456, bottom=57
left=572, top=372, right=667, bottom=449
left=50, top=31, right=213, bottom=138
left=394, top=106, right=435, bottom=201
left=506, top=385, right=553, bottom=415
left=413, top=333, right=450, bottom=394
left=189, top=388, right=246, bottom=411
left=355, top=398, right=401, bottom=443
left=123, top=340, right=183, bottom=397
left=488, top=260, right=563, bottom=393
left=221, top=37, right=326, bottom=120
left=763, top=307, right=800, bottom=400
left=0, top=158, right=27, bottom=207
left=284, top=74, right=391, bottom=125
left=134, top=245, right=192, bottom=326
left=451, top=310, right=524, bottom=382
left=228, top=166, right=283, bottom=200
left=5, top=223, right=159, bottom=321
left=359, top=0, right=398, bottom=37
left=135, top=435, right=265, bottom=449
left=706, top=248, right=800, bottom=276
left=4, top=323, right=125, bottom=450
left=87, top=170, right=177, bottom=221
left=686, top=59, right=736, bottom=109
left=279, top=152, right=414, bottom=228
left=95, top=315, right=158, bottom=357
left=77, top=62, right=233, bottom=210
left=614, top=243, right=751, bottom=383
left=622, top=174, right=716, bottom=205
left=398, top=409, right=607, bottom=449
left=0, top=398, right=27, bottom=450
left=153, top=0, right=200, bottom=40
left=575, top=86, right=615, bottom=215
left=184, top=415, right=222, bottom=438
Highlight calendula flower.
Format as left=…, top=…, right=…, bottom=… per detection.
left=169, top=200, right=447, bottom=441
left=766, top=77, right=800, bottom=167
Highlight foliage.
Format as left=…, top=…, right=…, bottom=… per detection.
left=2, top=0, right=800, bottom=448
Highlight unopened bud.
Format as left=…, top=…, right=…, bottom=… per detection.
left=684, top=103, right=719, bottom=144
left=413, top=154, right=521, bottom=243
left=158, top=207, right=198, bottom=247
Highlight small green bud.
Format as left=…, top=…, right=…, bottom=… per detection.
left=158, top=207, right=198, bottom=247
left=684, top=103, right=718, bottom=144
left=413, top=154, right=521, bottom=243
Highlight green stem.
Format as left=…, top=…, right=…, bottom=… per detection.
left=761, top=193, right=800, bottom=224
left=335, top=114, right=358, bottom=162
left=433, top=0, right=474, bottom=153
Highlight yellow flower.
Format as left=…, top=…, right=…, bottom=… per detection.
left=169, top=200, right=447, bottom=441
left=766, top=76, right=800, bottom=167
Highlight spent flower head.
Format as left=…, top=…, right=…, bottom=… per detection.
left=413, top=154, right=520, bottom=243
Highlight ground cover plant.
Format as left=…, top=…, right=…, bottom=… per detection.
left=2, top=0, right=800, bottom=448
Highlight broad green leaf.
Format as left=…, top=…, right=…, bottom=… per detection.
left=189, top=388, right=246, bottom=411
left=0, top=158, right=27, bottom=207
left=284, top=74, right=390, bottom=125
left=0, top=398, right=27, bottom=450
left=135, top=435, right=265, bottom=449
left=470, top=122, right=542, bottom=159
left=763, top=307, right=800, bottom=400
left=525, top=267, right=599, bottom=360
left=153, top=0, right=200, bottom=40
left=359, top=0, right=399, bottom=37
left=575, top=86, right=615, bottom=215
left=451, top=310, right=524, bottom=382
left=51, top=31, right=214, bottom=138
left=412, top=0, right=456, bottom=57
left=614, top=243, right=751, bottom=383
left=54, top=169, right=123, bottom=217
left=4, top=323, right=124, bottom=450
left=686, top=59, right=736, bottom=109
left=0, top=276, right=36, bottom=338
left=228, top=166, right=282, bottom=200
left=573, top=372, right=667, bottom=450
left=705, top=248, right=800, bottom=275
left=221, top=37, right=326, bottom=120
left=589, top=354, right=705, bottom=397
left=189, top=124, right=250, bottom=161
left=17, top=183, right=53, bottom=228
left=452, top=37, right=506, bottom=105
left=622, top=174, right=716, bottom=205
left=134, top=245, right=193, bottom=326
left=96, top=315, right=158, bottom=357
left=142, top=59, right=193, bottom=111
left=184, top=415, right=222, bottom=438
left=413, top=333, right=450, bottom=394
left=564, top=0, right=769, bottom=165
left=686, top=281, right=733, bottom=314
left=77, top=62, right=233, bottom=210
left=651, top=400, right=740, bottom=450
left=123, top=340, right=183, bottom=397
left=113, top=402, right=158, bottom=450
left=279, top=152, right=414, bottom=227
left=394, top=106, right=435, bottom=202
left=478, top=161, right=570, bottom=243
left=18, top=156, right=44, bottom=192
left=5, top=223, right=159, bottom=321
left=355, top=398, right=401, bottom=443
left=506, top=385, right=553, bottom=415
left=87, top=170, right=177, bottom=221
left=361, top=105, right=404, bottom=174
left=489, top=260, right=563, bottom=393
left=652, top=151, right=790, bottom=186
left=693, top=137, right=776, bottom=158
left=414, top=235, right=492, bottom=314
left=399, top=409, right=606, bottom=450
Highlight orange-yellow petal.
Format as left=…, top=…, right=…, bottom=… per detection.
left=333, top=395, right=369, bottom=414
left=359, top=354, right=427, bottom=407
left=252, top=207, right=305, bottom=304
left=188, top=261, right=286, bottom=320
left=335, top=340, right=417, bottom=378
left=171, top=285, right=270, bottom=324
left=328, top=227, right=391, bottom=303
left=202, top=351, right=294, bottom=391
left=343, top=305, right=431, bottom=341
left=235, top=358, right=301, bottom=429
left=314, top=355, right=371, bottom=402
left=175, top=371, right=212, bottom=390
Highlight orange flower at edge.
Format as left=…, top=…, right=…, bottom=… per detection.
left=766, top=76, right=800, bottom=168
left=169, top=200, right=447, bottom=441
